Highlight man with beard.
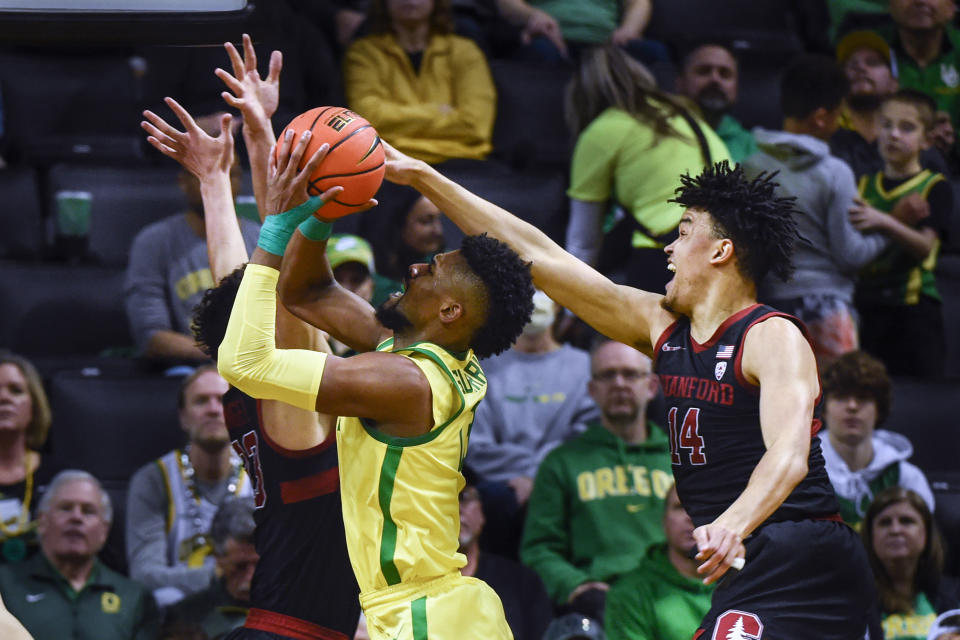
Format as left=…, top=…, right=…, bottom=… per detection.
left=127, top=365, right=253, bottom=608
left=675, top=41, right=758, bottom=163
left=217, top=122, right=535, bottom=639
left=521, top=341, right=671, bottom=623
left=0, top=470, right=159, bottom=639
left=382, top=140, right=878, bottom=638
left=830, top=29, right=952, bottom=179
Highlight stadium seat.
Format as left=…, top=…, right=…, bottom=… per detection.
left=929, top=471, right=960, bottom=578
left=0, top=166, right=44, bottom=259
left=45, top=368, right=186, bottom=483
left=99, top=482, right=130, bottom=576
left=0, top=260, right=131, bottom=356
left=940, top=253, right=960, bottom=378
left=646, top=0, right=804, bottom=51
left=884, top=376, right=959, bottom=474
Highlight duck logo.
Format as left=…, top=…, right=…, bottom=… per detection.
left=712, top=610, right=763, bottom=639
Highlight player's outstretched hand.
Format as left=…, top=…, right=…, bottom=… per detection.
left=142, top=97, right=234, bottom=181
left=382, top=139, right=427, bottom=186
left=216, top=32, right=281, bottom=132
left=267, top=129, right=337, bottom=217
left=693, top=522, right=746, bottom=585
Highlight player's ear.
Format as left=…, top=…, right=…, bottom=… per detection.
left=710, top=238, right=735, bottom=266
left=438, top=299, right=463, bottom=324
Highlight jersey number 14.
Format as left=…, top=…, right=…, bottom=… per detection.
left=668, top=407, right=706, bottom=465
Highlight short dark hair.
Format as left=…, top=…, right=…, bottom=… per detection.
left=821, top=350, right=892, bottom=425
left=210, top=496, right=256, bottom=556
left=882, top=88, right=936, bottom=132
left=459, top=234, right=535, bottom=359
left=670, top=161, right=800, bottom=283
left=191, top=265, right=246, bottom=360
left=780, top=53, right=849, bottom=120
left=678, top=37, right=738, bottom=71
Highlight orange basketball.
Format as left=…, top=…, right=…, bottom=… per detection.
left=276, top=106, right=385, bottom=219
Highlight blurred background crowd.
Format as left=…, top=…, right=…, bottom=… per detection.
left=0, top=0, right=959, bottom=639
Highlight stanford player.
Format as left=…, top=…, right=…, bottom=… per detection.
left=385, top=153, right=877, bottom=639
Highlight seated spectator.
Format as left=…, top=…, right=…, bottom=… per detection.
left=166, top=498, right=258, bottom=639
left=459, top=476, right=553, bottom=640
left=0, top=353, right=59, bottom=564
left=851, top=90, right=953, bottom=377
left=929, top=610, right=960, bottom=640
left=819, top=351, right=934, bottom=528
left=126, top=366, right=253, bottom=608
left=369, top=185, right=445, bottom=306
left=467, top=290, right=598, bottom=556
left=0, top=470, right=159, bottom=639
left=494, top=0, right=667, bottom=67
left=563, top=46, right=730, bottom=292
left=123, top=148, right=259, bottom=364
left=604, top=485, right=713, bottom=640
left=521, top=340, right=672, bottom=623
left=674, top=40, right=758, bottom=163
left=343, top=0, right=496, bottom=164
left=862, top=487, right=960, bottom=640
left=831, top=30, right=951, bottom=179
left=743, top=54, right=888, bottom=368
left=326, top=233, right=378, bottom=356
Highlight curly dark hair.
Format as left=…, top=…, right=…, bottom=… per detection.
left=821, top=350, right=892, bottom=426
left=191, top=265, right=246, bottom=360
left=459, top=234, right=535, bottom=359
left=670, top=161, right=800, bottom=284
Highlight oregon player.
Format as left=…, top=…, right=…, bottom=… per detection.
left=217, top=130, right=535, bottom=639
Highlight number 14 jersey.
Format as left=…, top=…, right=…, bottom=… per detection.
left=653, top=304, right=838, bottom=528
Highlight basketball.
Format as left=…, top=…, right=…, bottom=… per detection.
left=276, top=106, right=385, bottom=219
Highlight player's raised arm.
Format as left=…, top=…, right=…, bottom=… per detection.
left=382, top=141, right=674, bottom=355
left=693, top=317, right=819, bottom=585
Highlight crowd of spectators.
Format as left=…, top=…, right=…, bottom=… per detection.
left=0, top=0, right=958, bottom=639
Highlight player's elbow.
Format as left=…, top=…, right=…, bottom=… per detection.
left=782, top=453, right=809, bottom=488
left=216, top=344, right=242, bottom=388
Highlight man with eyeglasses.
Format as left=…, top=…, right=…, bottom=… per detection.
left=521, top=339, right=673, bottom=624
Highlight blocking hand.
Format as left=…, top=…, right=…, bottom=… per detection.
left=142, top=97, right=234, bottom=181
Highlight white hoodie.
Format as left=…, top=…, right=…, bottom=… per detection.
left=819, top=429, right=935, bottom=523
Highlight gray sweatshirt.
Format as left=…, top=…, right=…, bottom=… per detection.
left=743, top=129, right=889, bottom=303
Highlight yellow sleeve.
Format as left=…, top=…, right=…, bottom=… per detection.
left=217, top=263, right=326, bottom=411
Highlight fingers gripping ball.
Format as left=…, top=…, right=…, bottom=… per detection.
left=277, top=106, right=385, bottom=219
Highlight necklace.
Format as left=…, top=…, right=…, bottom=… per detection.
left=177, top=446, right=245, bottom=556
left=0, top=451, right=35, bottom=562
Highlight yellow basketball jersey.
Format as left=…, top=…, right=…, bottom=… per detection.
left=337, top=338, right=487, bottom=595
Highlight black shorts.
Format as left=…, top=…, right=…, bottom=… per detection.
left=695, top=519, right=876, bottom=640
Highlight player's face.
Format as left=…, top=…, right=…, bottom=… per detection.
left=662, top=209, right=721, bottom=314
left=379, top=251, right=462, bottom=331
left=180, top=371, right=230, bottom=451
left=588, top=342, right=655, bottom=423
left=677, top=45, right=738, bottom=113
left=843, top=48, right=897, bottom=98
left=218, top=537, right=259, bottom=602
left=38, top=480, right=109, bottom=561
left=0, top=363, right=32, bottom=435
left=662, top=488, right=696, bottom=556
left=824, top=393, right=878, bottom=445
left=878, top=101, right=928, bottom=167
left=402, top=197, right=445, bottom=256
left=872, top=500, right=927, bottom=566
left=458, top=485, right=485, bottom=549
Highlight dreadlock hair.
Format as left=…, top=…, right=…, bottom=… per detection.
left=191, top=265, right=246, bottom=359
left=670, top=161, right=800, bottom=284
left=458, top=234, right=535, bottom=359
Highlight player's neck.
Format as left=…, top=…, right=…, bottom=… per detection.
left=188, top=444, right=232, bottom=483
left=828, top=433, right=874, bottom=472
left=686, top=279, right=756, bottom=344
left=668, top=545, right=699, bottom=579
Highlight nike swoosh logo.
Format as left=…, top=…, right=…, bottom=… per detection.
left=661, top=343, right=685, bottom=352
left=25, top=593, right=45, bottom=603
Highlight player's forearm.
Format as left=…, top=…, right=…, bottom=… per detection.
left=200, top=171, right=249, bottom=282
left=242, top=121, right=277, bottom=221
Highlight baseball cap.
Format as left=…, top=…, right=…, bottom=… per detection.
left=543, top=614, right=606, bottom=640
left=929, top=609, right=960, bottom=640
left=327, top=234, right=375, bottom=273
left=836, top=30, right=891, bottom=65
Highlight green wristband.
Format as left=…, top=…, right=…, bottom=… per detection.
left=256, top=196, right=326, bottom=255
left=298, top=216, right=333, bottom=242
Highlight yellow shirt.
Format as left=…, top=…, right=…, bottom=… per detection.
left=337, top=339, right=487, bottom=595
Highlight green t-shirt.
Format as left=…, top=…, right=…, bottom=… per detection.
left=568, top=107, right=731, bottom=248
left=530, top=0, right=619, bottom=43
left=714, top=114, right=758, bottom=163
left=882, top=592, right=937, bottom=640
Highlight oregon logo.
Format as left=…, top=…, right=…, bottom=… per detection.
left=327, top=111, right=357, bottom=132
left=101, top=592, right=121, bottom=614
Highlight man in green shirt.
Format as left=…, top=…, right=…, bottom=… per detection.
left=521, top=340, right=672, bottom=623
left=0, top=470, right=159, bottom=640
left=674, top=41, right=758, bottom=163
left=605, top=485, right=714, bottom=640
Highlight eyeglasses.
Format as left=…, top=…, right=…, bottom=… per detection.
left=591, top=369, right=651, bottom=383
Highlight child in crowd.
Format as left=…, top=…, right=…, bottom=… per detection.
left=850, top=89, right=953, bottom=377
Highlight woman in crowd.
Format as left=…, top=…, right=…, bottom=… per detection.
left=863, top=487, right=960, bottom=640
left=0, top=353, right=58, bottom=563
left=563, top=45, right=730, bottom=292
left=344, top=0, right=496, bottom=165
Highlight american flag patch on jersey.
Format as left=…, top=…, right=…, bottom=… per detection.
left=716, top=344, right=735, bottom=359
